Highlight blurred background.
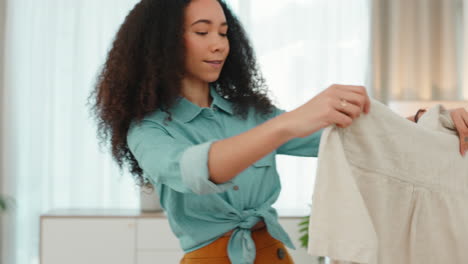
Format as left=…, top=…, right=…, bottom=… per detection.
left=0, top=0, right=467, bottom=263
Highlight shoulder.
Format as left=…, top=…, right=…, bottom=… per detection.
left=143, top=108, right=172, bottom=125
left=127, top=110, right=172, bottom=140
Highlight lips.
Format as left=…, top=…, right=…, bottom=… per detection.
left=204, top=60, right=223, bottom=64
left=204, top=60, right=224, bottom=69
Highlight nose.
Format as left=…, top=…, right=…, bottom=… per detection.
left=209, top=36, right=228, bottom=53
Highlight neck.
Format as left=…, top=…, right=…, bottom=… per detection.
left=181, top=77, right=212, bottom=108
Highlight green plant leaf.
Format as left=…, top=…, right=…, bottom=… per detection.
left=299, top=233, right=309, bottom=248
left=0, top=197, right=7, bottom=212
left=0, top=195, right=16, bottom=213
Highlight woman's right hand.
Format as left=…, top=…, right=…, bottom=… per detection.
left=283, top=84, right=371, bottom=138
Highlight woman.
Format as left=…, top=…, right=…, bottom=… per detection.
left=90, top=0, right=468, bottom=263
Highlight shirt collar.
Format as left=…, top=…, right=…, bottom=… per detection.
left=171, top=86, right=233, bottom=123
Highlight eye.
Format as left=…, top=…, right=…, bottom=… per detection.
left=195, top=32, right=208, bottom=36
left=219, top=33, right=228, bottom=37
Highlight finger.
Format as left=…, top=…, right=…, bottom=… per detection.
left=451, top=112, right=468, bottom=156
left=336, top=85, right=371, bottom=114
left=452, top=110, right=468, bottom=134
left=461, top=112, right=468, bottom=156
left=336, top=85, right=366, bottom=95
left=333, top=110, right=353, bottom=128
left=461, top=110, right=468, bottom=127
left=335, top=98, right=362, bottom=120
left=363, top=90, right=371, bottom=114
left=337, top=91, right=366, bottom=113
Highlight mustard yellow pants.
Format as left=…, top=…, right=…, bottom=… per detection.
left=180, top=227, right=294, bottom=264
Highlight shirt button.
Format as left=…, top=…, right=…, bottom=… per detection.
left=277, top=248, right=285, bottom=259
left=233, top=185, right=239, bottom=191
left=213, top=106, right=218, bottom=111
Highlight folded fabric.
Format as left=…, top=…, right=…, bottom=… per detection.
left=307, top=99, right=468, bottom=264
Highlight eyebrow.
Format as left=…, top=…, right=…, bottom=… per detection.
left=191, top=19, right=228, bottom=27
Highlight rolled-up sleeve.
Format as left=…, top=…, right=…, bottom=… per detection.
left=127, top=120, right=234, bottom=195
left=273, top=107, right=323, bottom=157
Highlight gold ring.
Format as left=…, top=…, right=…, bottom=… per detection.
left=340, top=99, right=348, bottom=108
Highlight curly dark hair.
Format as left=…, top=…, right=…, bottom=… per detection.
left=89, top=0, right=275, bottom=187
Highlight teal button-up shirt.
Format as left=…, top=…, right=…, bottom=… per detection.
left=127, top=86, right=322, bottom=264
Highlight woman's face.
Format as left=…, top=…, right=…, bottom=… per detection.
left=183, top=0, right=230, bottom=84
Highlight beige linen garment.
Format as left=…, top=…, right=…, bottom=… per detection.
left=307, top=99, right=468, bottom=264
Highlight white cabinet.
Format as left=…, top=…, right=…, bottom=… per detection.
left=40, top=209, right=318, bottom=264
left=136, top=218, right=184, bottom=264
left=41, top=216, right=136, bottom=264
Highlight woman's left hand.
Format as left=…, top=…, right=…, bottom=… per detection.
left=450, top=108, right=468, bottom=156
